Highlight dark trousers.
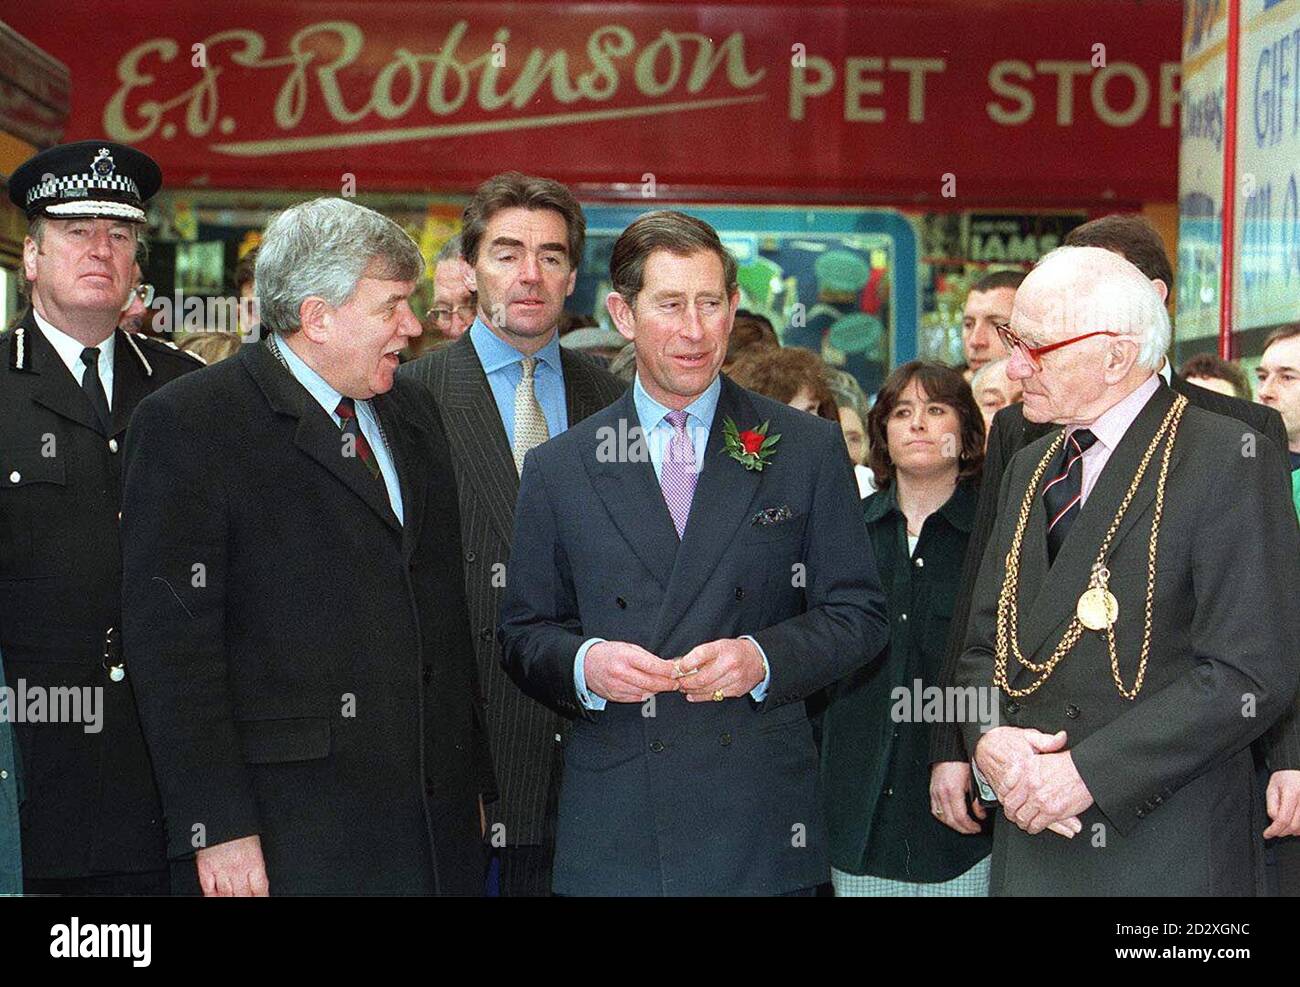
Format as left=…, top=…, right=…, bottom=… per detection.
left=1270, top=837, right=1300, bottom=896
left=24, top=868, right=170, bottom=896
left=496, top=843, right=554, bottom=897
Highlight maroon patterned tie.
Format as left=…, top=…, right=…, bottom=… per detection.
left=335, top=397, right=384, bottom=483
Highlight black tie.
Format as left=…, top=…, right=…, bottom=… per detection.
left=80, top=347, right=111, bottom=433
left=1043, top=428, right=1097, bottom=564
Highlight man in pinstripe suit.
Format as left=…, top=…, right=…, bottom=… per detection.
left=400, top=173, right=624, bottom=895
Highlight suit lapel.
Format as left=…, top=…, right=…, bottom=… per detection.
left=585, top=388, right=680, bottom=590
left=441, top=334, right=520, bottom=544
left=21, top=312, right=106, bottom=435
left=652, top=377, right=764, bottom=644
left=244, top=342, right=401, bottom=533
left=109, top=329, right=152, bottom=438
left=1015, top=384, right=1178, bottom=665
left=374, top=390, right=427, bottom=556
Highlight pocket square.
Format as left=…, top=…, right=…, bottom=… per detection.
left=751, top=505, right=796, bottom=527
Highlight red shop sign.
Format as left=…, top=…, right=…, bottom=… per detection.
left=0, top=0, right=1182, bottom=204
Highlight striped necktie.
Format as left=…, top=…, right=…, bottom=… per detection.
left=1043, top=427, right=1097, bottom=563
left=335, top=397, right=384, bottom=484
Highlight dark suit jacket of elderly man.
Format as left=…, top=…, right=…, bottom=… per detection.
left=934, top=374, right=1298, bottom=767
left=955, top=381, right=1300, bottom=896
left=121, top=341, right=495, bottom=895
left=499, top=375, right=889, bottom=895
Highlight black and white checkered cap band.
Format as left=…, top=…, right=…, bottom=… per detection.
left=26, top=171, right=141, bottom=207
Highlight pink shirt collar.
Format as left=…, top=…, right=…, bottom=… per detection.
left=1066, top=372, right=1162, bottom=506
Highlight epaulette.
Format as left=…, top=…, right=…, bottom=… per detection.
left=8, top=322, right=29, bottom=371
left=125, top=332, right=207, bottom=374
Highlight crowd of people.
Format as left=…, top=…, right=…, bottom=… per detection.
left=2, top=138, right=1300, bottom=898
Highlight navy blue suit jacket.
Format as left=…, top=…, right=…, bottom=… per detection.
left=499, top=375, right=888, bottom=895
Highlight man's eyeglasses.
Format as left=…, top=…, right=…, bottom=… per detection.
left=426, top=304, right=476, bottom=326
left=995, top=323, right=1123, bottom=371
left=120, top=284, right=155, bottom=311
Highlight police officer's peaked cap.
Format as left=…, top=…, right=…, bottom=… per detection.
left=7, top=140, right=162, bottom=224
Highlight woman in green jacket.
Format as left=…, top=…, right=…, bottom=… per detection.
left=821, top=361, right=991, bottom=896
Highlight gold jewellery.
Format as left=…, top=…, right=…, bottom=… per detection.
left=993, top=395, right=1188, bottom=701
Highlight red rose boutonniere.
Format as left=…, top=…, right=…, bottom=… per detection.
left=723, top=417, right=780, bottom=471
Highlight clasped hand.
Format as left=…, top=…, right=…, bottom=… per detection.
left=974, top=726, right=1094, bottom=839
left=584, top=639, right=765, bottom=703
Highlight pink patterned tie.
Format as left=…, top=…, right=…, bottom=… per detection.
left=660, top=409, right=697, bottom=539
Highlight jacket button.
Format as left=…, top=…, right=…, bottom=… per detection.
left=108, top=438, right=119, bottom=453
left=884, top=787, right=894, bottom=797
left=479, top=626, right=493, bottom=642
left=422, top=665, right=433, bottom=684
left=8, top=471, right=19, bottom=483
left=1065, top=703, right=1080, bottom=719
left=899, top=613, right=908, bottom=622
left=464, top=550, right=476, bottom=563
left=720, top=732, right=732, bottom=746
left=914, top=557, right=924, bottom=568
left=1006, top=701, right=1021, bottom=716
left=616, top=596, right=627, bottom=609
left=424, top=779, right=436, bottom=796
left=735, top=587, right=745, bottom=600
left=649, top=740, right=664, bottom=753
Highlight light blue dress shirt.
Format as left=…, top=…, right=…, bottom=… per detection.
left=277, top=339, right=404, bottom=525
left=573, top=373, right=770, bottom=709
left=469, top=318, right=568, bottom=448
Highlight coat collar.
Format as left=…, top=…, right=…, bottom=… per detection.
left=861, top=477, right=977, bottom=534
left=242, top=338, right=407, bottom=537
left=8, top=308, right=154, bottom=437
left=438, top=333, right=617, bottom=545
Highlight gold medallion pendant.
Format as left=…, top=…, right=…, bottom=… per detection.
left=1076, top=587, right=1119, bottom=631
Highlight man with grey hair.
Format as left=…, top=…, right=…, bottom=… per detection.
left=122, top=197, right=494, bottom=895
left=954, top=245, right=1300, bottom=895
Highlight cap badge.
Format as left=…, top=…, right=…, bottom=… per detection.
left=92, top=147, right=115, bottom=178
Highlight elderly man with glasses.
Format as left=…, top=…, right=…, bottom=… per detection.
left=952, top=245, right=1300, bottom=896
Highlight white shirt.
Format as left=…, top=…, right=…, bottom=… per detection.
left=32, top=310, right=115, bottom=411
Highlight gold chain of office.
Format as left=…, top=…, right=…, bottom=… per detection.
left=993, top=394, right=1188, bottom=701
